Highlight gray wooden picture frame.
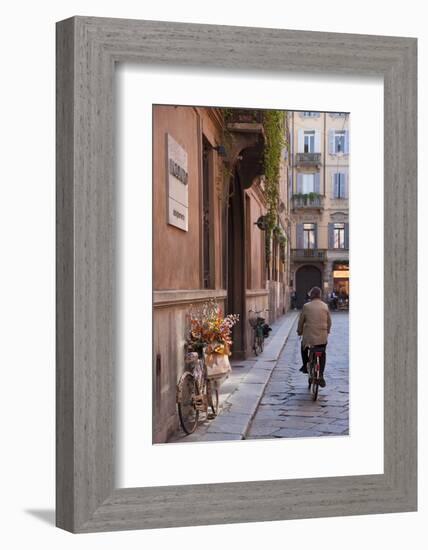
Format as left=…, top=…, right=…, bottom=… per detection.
left=56, top=16, right=417, bottom=533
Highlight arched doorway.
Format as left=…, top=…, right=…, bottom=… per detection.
left=226, top=170, right=246, bottom=358
left=222, top=137, right=265, bottom=359
left=295, top=265, right=322, bottom=308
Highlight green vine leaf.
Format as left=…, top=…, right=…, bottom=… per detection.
left=263, top=110, right=286, bottom=232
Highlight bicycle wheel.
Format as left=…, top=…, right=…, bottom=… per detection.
left=312, top=378, right=319, bottom=401
left=307, top=353, right=313, bottom=390
left=177, top=372, right=200, bottom=434
left=257, top=335, right=264, bottom=354
left=312, top=363, right=319, bottom=401
left=207, top=379, right=219, bottom=416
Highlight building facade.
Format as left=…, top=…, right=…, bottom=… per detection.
left=153, top=106, right=291, bottom=443
left=288, top=111, right=350, bottom=308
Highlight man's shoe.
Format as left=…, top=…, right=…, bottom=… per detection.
left=299, top=365, right=308, bottom=374
left=319, top=377, right=326, bottom=388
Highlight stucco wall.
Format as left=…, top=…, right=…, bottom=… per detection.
left=153, top=106, right=226, bottom=442
left=245, top=186, right=267, bottom=291
left=153, top=291, right=226, bottom=444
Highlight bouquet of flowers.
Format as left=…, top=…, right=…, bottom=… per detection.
left=186, top=299, right=239, bottom=357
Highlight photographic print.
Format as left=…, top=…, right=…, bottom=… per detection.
left=153, top=106, right=349, bottom=444
left=55, top=17, right=417, bottom=531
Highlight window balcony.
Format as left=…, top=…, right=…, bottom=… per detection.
left=226, top=109, right=265, bottom=136
left=226, top=108, right=264, bottom=124
left=295, top=152, right=322, bottom=167
left=291, top=194, right=324, bottom=210
left=291, top=249, right=327, bottom=262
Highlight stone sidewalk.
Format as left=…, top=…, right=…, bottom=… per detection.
left=169, top=309, right=299, bottom=443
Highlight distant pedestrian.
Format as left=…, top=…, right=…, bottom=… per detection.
left=290, top=289, right=297, bottom=310
left=330, top=290, right=338, bottom=310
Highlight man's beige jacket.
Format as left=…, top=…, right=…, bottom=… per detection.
left=297, top=299, right=332, bottom=347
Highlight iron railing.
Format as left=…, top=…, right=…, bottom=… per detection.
left=291, top=194, right=324, bottom=209
left=295, top=152, right=321, bottom=166
left=226, top=108, right=264, bottom=124
left=291, top=249, right=327, bottom=262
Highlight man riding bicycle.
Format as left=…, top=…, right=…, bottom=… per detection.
left=297, top=286, right=332, bottom=387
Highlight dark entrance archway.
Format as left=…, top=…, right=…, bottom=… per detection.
left=295, top=265, right=322, bottom=308
left=226, top=170, right=246, bottom=359
left=222, top=138, right=265, bottom=359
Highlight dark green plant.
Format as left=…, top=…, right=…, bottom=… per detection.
left=221, top=107, right=233, bottom=122
left=273, top=224, right=287, bottom=244
left=279, top=241, right=286, bottom=264
left=263, top=110, right=286, bottom=231
left=215, top=108, right=236, bottom=205
left=265, top=229, right=271, bottom=268
left=278, top=234, right=287, bottom=245
left=268, top=225, right=288, bottom=269
left=217, top=108, right=289, bottom=221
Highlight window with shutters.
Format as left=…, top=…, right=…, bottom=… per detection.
left=329, top=129, right=349, bottom=154
left=333, top=173, right=347, bottom=198
left=302, top=111, right=319, bottom=117
left=334, top=131, right=346, bottom=153
left=301, top=173, right=315, bottom=193
left=298, top=128, right=320, bottom=154
left=304, top=130, right=315, bottom=153
left=333, top=223, right=346, bottom=249
left=296, top=172, right=321, bottom=195
left=303, top=223, right=316, bottom=249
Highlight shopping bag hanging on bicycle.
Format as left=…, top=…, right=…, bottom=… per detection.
left=204, top=349, right=232, bottom=381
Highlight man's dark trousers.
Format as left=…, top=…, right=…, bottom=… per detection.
left=301, top=343, right=327, bottom=374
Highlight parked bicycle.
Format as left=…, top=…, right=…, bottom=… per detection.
left=307, top=345, right=325, bottom=401
left=176, top=350, right=219, bottom=435
left=248, top=308, right=270, bottom=356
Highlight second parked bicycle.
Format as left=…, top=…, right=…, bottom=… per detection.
left=248, top=308, right=270, bottom=356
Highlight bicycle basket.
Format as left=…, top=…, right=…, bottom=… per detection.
left=248, top=313, right=258, bottom=328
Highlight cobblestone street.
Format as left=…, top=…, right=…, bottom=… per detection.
left=246, top=311, right=349, bottom=439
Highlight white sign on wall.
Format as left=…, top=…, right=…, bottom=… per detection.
left=167, top=134, right=188, bottom=231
